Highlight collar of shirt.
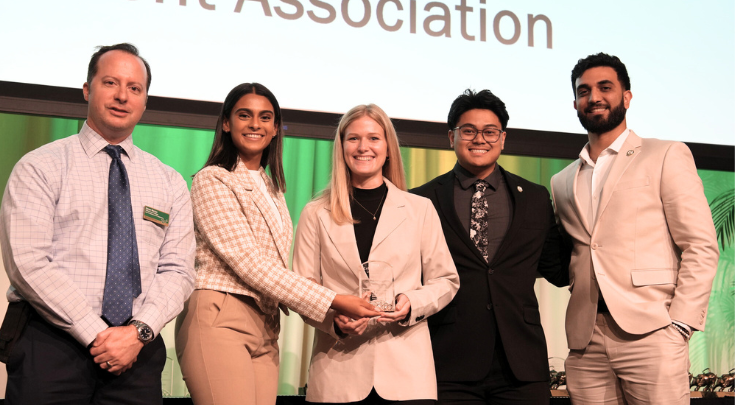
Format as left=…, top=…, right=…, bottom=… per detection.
left=579, top=128, right=630, bottom=168
left=453, top=162, right=502, bottom=191
left=79, top=121, right=137, bottom=161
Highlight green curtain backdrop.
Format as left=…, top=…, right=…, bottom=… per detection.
left=0, top=112, right=732, bottom=397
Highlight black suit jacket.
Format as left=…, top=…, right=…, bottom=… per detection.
left=411, top=166, right=569, bottom=383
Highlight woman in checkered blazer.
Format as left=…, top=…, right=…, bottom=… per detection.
left=175, top=84, right=379, bottom=405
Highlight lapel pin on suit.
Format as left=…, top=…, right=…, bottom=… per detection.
left=517, top=186, right=523, bottom=192
left=626, top=150, right=634, bottom=156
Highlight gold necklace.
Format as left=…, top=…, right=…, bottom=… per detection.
left=352, top=188, right=387, bottom=221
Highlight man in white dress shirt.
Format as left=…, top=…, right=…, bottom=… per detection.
left=0, top=43, right=195, bottom=404
left=550, top=53, right=719, bottom=404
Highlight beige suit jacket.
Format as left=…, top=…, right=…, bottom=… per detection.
left=293, top=179, right=459, bottom=402
left=190, top=163, right=335, bottom=322
left=551, top=131, right=719, bottom=350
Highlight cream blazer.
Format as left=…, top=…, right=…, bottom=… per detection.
left=550, top=131, right=719, bottom=350
left=190, top=163, right=335, bottom=322
left=293, top=179, right=459, bottom=402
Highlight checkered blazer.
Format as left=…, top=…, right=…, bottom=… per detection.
left=190, top=162, right=335, bottom=322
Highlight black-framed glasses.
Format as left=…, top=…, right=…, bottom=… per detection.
left=453, top=126, right=504, bottom=143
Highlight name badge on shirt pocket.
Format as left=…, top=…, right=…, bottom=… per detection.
left=143, top=206, right=169, bottom=227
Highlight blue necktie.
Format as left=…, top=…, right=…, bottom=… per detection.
left=102, top=145, right=141, bottom=326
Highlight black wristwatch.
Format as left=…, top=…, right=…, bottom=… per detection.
left=129, top=320, right=154, bottom=345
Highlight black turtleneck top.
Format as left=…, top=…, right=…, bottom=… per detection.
left=350, top=182, right=388, bottom=264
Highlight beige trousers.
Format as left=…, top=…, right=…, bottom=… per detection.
left=565, top=313, right=690, bottom=405
left=176, top=290, right=280, bottom=405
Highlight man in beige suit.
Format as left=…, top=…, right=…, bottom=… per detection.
left=550, top=53, right=719, bottom=404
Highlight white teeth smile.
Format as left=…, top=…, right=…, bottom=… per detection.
left=244, top=134, right=263, bottom=138
left=469, top=149, right=488, bottom=154
left=355, top=156, right=374, bottom=161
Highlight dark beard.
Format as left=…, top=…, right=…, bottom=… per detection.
left=577, top=100, right=627, bottom=134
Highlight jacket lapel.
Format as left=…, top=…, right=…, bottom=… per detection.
left=435, top=171, right=488, bottom=265
left=370, top=180, right=406, bottom=253
left=595, top=131, right=642, bottom=228
left=568, top=160, right=592, bottom=236
left=270, top=186, right=293, bottom=267
left=317, top=205, right=364, bottom=281
left=243, top=167, right=291, bottom=267
left=490, top=167, right=519, bottom=266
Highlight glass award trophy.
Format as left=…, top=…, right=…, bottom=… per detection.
left=359, top=261, right=395, bottom=312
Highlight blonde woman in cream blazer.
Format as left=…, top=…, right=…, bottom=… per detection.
left=175, top=84, right=378, bottom=405
left=293, top=104, right=459, bottom=404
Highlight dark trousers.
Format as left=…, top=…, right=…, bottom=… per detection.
left=437, top=338, right=549, bottom=405
left=5, top=312, right=166, bottom=405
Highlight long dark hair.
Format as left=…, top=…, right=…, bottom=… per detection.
left=202, top=83, right=286, bottom=192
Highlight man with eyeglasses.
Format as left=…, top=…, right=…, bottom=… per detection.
left=550, top=53, right=718, bottom=405
left=411, top=89, right=570, bottom=404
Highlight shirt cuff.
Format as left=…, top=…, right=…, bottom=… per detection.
left=672, top=320, right=692, bottom=334
left=68, top=313, right=109, bottom=347
left=132, top=307, right=165, bottom=338
left=671, top=320, right=692, bottom=340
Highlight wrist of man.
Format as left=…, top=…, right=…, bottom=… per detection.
left=671, top=321, right=691, bottom=341
left=128, top=320, right=154, bottom=345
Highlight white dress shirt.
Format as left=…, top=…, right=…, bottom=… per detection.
left=576, top=128, right=630, bottom=228
left=0, top=123, right=196, bottom=346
